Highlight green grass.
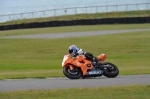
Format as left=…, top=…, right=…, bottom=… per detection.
left=0, top=10, right=150, bottom=26
left=0, top=85, right=150, bottom=99
left=0, top=24, right=150, bottom=79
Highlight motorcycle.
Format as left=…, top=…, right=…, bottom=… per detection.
left=62, top=53, right=119, bottom=79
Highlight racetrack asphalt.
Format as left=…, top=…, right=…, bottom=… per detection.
left=0, top=74, right=150, bottom=92
left=1, top=28, right=150, bottom=39
left=0, top=28, right=150, bottom=92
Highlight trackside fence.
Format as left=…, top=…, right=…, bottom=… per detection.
left=0, top=3, right=150, bottom=22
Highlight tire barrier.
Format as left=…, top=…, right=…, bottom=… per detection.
left=0, top=16, right=150, bottom=31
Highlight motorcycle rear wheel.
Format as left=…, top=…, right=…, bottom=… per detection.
left=103, top=62, right=119, bottom=78
left=63, top=66, right=82, bottom=79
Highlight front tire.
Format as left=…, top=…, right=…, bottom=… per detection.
left=103, top=62, right=119, bottom=78
left=63, top=66, right=82, bottom=79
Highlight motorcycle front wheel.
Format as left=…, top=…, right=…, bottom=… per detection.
left=63, top=66, right=82, bottom=79
left=103, top=62, right=119, bottom=78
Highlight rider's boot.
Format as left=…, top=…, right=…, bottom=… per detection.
left=97, top=61, right=104, bottom=69
left=92, top=57, right=102, bottom=68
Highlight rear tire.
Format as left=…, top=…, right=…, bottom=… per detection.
left=103, top=62, right=119, bottom=78
left=63, top=66, right=82, bottom=79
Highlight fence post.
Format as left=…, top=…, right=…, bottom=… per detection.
left=116, top=5, right=118, bottom=11
left=126, top=4, right=128, bottom=11
left=96, top=6, right=98, bottom=13
left=43, top=11, right=45, bottom=17
left=54, top=9, right=56, bottom=16
left=136, top=4, right=138, bottom=10
left=9, top=14, right=11, bottom=21
left=85, top=7, right=87, bottom=14
left=75, top=7, right=77, bottom=14
left=147, top=3, right=149, bottom=10
left=20, top=13, right=22, bottom=20
left=106, top=5, right=108, bottom=12
left=65, top=9, right=67, bottom=15
left=32, top=12, right=34, bottom=18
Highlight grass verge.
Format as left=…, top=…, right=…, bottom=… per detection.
left=0, top=85, right=150, bottom=99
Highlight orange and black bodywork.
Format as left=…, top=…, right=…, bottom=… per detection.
left=62, top=54, right=94, bottom=76
left=62, top=53, right=119, bottom=79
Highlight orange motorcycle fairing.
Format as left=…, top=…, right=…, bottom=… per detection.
left=62, top=54, right=93, bottom=76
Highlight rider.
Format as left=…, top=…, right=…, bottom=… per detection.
left=68, top=45, right=101, bottom=68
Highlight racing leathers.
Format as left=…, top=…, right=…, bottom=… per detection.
left=72, top=48, right=101, bottom=68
